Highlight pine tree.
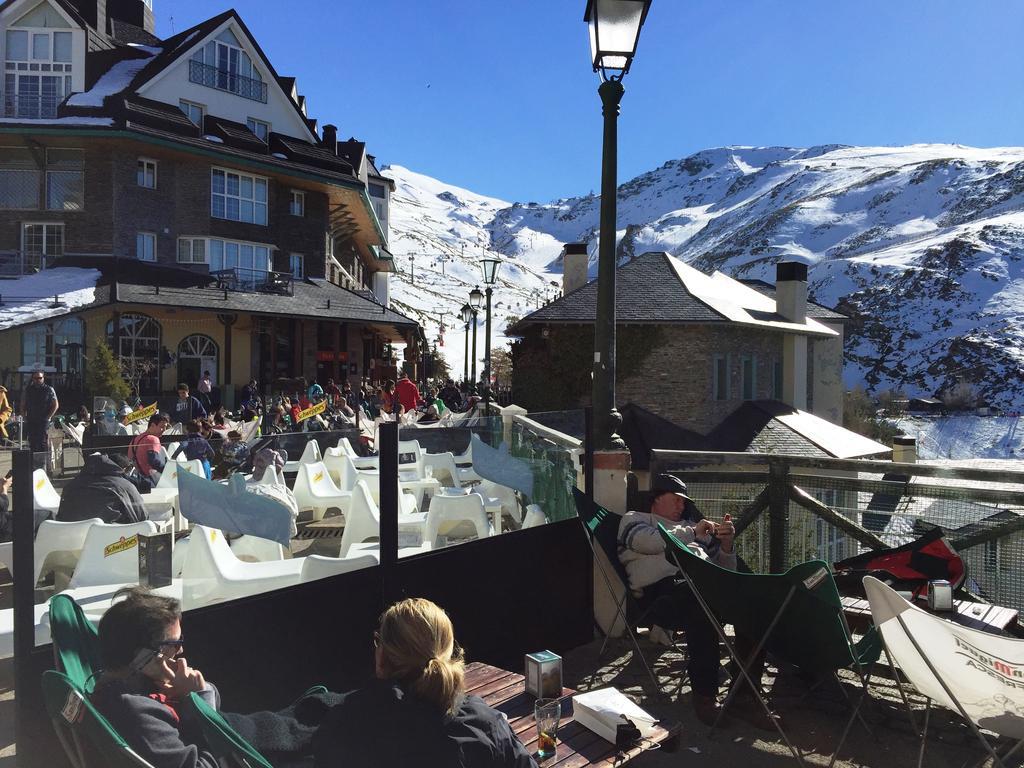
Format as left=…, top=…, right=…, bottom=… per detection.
left=85, top=340, right=130, bottom=402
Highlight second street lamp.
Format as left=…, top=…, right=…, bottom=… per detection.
left=480, top=257, right=501, bottom=410
left=460, top=302, right=472, bottom=385
left=584, top=0, right=651, bottom=451
left=469, top=286, right=483, bottom=389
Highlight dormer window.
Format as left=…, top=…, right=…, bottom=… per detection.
left=179, top=99, right=204, bottom=127
left=188, top=28, right=267, bottom=103
left=246, top=117, right=270, bottom=142
left=4, top=28, right=74, bottom=119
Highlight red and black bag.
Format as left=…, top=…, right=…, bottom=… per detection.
left=833, top=527, right=966, bottom=599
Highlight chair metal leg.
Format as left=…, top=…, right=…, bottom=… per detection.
left=885, top=646, right=920, bottom=736
left=828, top=665, right=876, bottom=768
left=917, top=700, right=931, bottom=768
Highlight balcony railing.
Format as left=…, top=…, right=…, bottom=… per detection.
left=210, top=267, right=293, bottom=295
left=0, top=251, right=50, bottom=277
left=188, top=60, right=268, bottom=103
left=1, top=92, right=60, bottom=119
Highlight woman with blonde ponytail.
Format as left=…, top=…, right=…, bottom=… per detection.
left=314, top=597, right=537, bottom=768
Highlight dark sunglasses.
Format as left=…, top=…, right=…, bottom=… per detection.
left=155, top=637, right=184, bottom=655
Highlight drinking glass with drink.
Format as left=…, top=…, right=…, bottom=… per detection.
left=534, top=698, right=561, bottom=760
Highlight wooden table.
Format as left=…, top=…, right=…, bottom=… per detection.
left=842, top=595, right=1021, bottom=636
left=465, top=661, right=679, bottom=766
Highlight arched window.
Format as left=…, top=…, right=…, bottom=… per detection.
left=106, top=313, right=162, bottom=395
left=177, top=334, right=219, bottom=391
left=22, top=317, right=84, bottom=375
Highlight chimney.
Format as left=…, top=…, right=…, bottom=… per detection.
left=105, top=0, right=154, bottom=34
left=322, top=124, right=338, bottom=155
left=892, top=435, right=918, bottom=464
left=561, top=242, right=589, bottom=295
left=777, top=260, right=808, bottom=410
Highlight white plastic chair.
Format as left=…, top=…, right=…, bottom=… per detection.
left=292, top=461, right=352, bottom=521
left=338, top=480, right=427, bottom=557
left=323, top=447, right=357, bottom=488
left=145, top=459, right=204, bottom=507
left=299, top=553, right=379, bottom=583
left=522, top=504, right=548, bottom=528
left=477, top=480, right=521, bottom=524
left=424, top=493, right=492, bottom=547
left=253, top=464, right=282, bottom=486
left=230, top=535, right=287, bottom=562
left=283, top=439, right=322, bottom=474
left=180, top=525, right=304, bottom=609
left=67, top=520, right=161, bottom=588
left=423, top=452, right=480, bottom=487
left=397, top=440, right=426, bottom=480
left=334, top=437, right=378, bottom=470
left=33, top=518, right=102, bottom=586
left=32, top=469, right=61, bottom=515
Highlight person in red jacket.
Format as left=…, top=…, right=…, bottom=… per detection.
left=394, top=372, right=421, bottom=414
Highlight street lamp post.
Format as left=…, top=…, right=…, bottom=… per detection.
left=584, top=0, right=651, bottom=451
left=469, top=287, right=483, bottom=390
left=460, top=302, right=472, bottom=385
left=480, top=257, right=501, bottom=410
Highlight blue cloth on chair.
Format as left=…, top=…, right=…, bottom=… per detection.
left=178, top=471, right=292, bottom=546
left=467, top=433, right=534, bottom=498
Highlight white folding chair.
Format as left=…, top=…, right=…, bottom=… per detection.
left=33, top=518, right=102, bottom=586
left=300, top=553, right=379, bottom=583
left=180, top=525, right=304, bottom=609
left=521, top=504, right=548, bottom=528
left=292, top=461, right=352, bottom=521
left=283, top=439, right=322, bottom=474
left=67, top=520, right=161, bottom=588
left=32, top=469, right=62, bottom=515
left=424, top=492, right=492, bottom=547
left=338, top=480, right=427, bottom=557
left=865, top=576, right=1024, bottom=768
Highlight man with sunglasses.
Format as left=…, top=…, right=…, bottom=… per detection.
left=20, top=369, right=58, bottom=465
left=91, top=587, right=219, bottom=768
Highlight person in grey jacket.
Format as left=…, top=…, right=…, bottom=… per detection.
left=618, top=474, right=774, bottom=730
left=56, top=453, right=147, bottom=524
left=90, top=588, right=220, bottom=768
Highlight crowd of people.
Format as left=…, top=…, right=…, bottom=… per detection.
left=89, top=590, right=537, bottom=768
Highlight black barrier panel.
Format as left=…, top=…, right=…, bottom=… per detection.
left=17, top=517, right=592, bottom=768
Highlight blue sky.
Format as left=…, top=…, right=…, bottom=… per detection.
left=158, top=1, right=1024, bottom=203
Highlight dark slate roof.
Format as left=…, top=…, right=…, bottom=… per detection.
left=705, top=401, right=890, bottom=459
left=739, top=279, right=848, bottom=321
left=112, top=278, right=417, bottom=327
left=512, top=252, right=725, bottom=329
left=109, top=19, right=161, bottom=47
left=619, top=403, right=708, bottom=470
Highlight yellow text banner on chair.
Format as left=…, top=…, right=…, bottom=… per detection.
left=125, top=403, right=158, bottom=425
left=296, top=401, right=326, bottom=423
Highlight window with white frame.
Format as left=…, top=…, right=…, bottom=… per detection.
left=22, top=222, right=63, bottom=269
left=211, top=168, right=267, bottom=225
left=179, top=99, right=204, bottom=127
left=741, top=355, right=757, bottom=400
left=46, top=148, right=83, bottom=210
left=4, top=27, right=74, bottom=119
left=712, top=355, right=729, bottom=401
left=772, top=358, right=783, bottom=400
left=209, top=238, right=272, bottom=287
left=136, top=232, right=156, bottom=262
left=22, top=317, right=83, bottom=372
left=0, top=146, right=39, bottom=209
left=177, top=237, right=206, bottom=264
left=288, top=190, right=304, bottom=217
left=137, top=158, right=157, bottom=188
left=289, top=253, right=304, bottom=279
left=246, top=117, right=270, bottom=142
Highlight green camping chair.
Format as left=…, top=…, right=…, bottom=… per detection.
left=658, top=523, right=880, bottom=768
left=41, top=669, right=155, bottom=768
left=49, top=594, right=102, bottom=693
left=573, top=489, right=681, bottom=693
left=186, top=691, right=274, bottom=768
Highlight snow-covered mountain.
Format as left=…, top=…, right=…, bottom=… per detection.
left=384, top=144, right=1024, bottom=408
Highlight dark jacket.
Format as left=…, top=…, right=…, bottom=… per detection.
left=57, top=454, right=147, bottom=524
left=23, top=382, right=57, bottom=422
left=314, top=680, right=537, bottom=768
left=91, top=676, right=220, bottom=768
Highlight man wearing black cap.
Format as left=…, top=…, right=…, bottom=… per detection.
left=618, top=473, right=772, bottom=729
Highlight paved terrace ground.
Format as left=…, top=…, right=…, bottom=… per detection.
left=0, top=609, right=1011, bottom=768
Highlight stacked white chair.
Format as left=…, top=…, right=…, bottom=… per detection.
left=32, top=469, right=62, bottom=516
left=33, top=518, right=103, bottom=586
left=180, top=525, right=304, bottom=609
left=300, top=553, right=379, bottom=583
left=67, top=520, right=162, bottom=588
left=283, top=439, right=322, bottom=474
left=338, top=480, right=427, bottom=557
left=424, top=492, right=492, bottom=547
left=292, top=461, right=352, bottom=521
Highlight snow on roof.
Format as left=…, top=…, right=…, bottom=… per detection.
left=0, top=117, right=113, bottom=126
left=0, top=268, right=101, bottom=331
left=666, top=256, right=837, bottom=337
left=774, top=407, right=890, bottom=458
left=67, top=49, right=160, bottom=108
